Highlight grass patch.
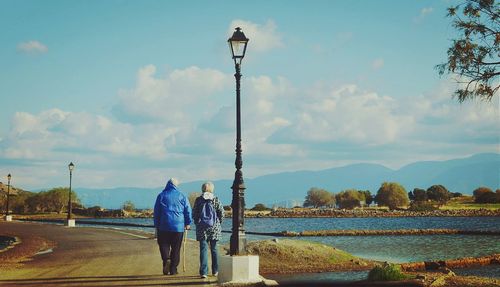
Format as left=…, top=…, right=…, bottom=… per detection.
left=367, top=263, right=411, bottom=281
left=441, top=197, right=500, bottom=210
left=245, top=239, right=373, bottom=274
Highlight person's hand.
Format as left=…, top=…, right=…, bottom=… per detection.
left=185, top=225, right=191, bottom=230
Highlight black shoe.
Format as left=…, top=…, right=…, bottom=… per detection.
left=170, top=268, right=178, bottom=275
left=163, top=260, right=170, bottom=275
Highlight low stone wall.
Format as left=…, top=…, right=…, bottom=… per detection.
left=400, top=254, right=500, bottom=271
left=221, top=228, right=500, bottom=237
left=297, top=229, right=500, bottom=236
left=266, top=208, right=500, bottom=218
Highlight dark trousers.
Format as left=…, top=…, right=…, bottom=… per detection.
left=157, top=230, right=184, bottom=272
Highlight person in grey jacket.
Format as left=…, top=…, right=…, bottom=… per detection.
left=192, top=181, right=224, bottom=278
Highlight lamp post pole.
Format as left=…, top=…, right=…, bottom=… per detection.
left=228, top=27, right=249, bottom=256
left=6, top=174, right=11, bottom=216
left=67, top=162, right=74, bottom=220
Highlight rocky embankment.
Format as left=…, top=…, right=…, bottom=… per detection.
left=279, top=228, right=500, bottom=237
left=262, top=208, right=500, bottom=218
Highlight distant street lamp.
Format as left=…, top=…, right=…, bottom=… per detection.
left=228, top=27, right=249, bottom=256
left=67, top=162, right=74, bottom=220
left=5, top=174, right=11, bottom=217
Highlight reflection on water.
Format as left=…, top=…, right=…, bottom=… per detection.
left=267, top=270, right=369, bottom=283
left=454, top=264, right=500, bottom=278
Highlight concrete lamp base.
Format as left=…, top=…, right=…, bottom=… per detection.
left=4, top=215, right=12, bottom=222
left=65, top=219, right=76, bottom=227
left=218, top=254, right=265, bottom=285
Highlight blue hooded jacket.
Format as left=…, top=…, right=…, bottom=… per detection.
left=154, top=179, right=192, bottom=232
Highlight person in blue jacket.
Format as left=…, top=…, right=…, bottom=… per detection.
left=154, top=178, right=192, bottom=275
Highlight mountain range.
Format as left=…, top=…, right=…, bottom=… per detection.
left=73, top=153, right=500, bottom=209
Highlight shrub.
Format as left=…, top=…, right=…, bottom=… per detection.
left=426, top=185, right=451, bottom=204
left=473, top=187, right=499, bottom=203
left=375, top=182, right=409, bottom=210
left=122, top=200, right=135, bottom=212
left=336, top=189, right=363, bottom=209
left=408, top=201, right=438, bottom=211
left=303, top=187, right=335, bottom=208
left=409, top=188, right=428, bottom=202
left=251, top=203, right=270, bottom=211
left=367, top=263, right=409, bottom=281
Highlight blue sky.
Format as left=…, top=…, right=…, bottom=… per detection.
left=0, top=0, right=498, bottom=190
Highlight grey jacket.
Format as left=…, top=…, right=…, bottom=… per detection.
left=192, top=192, right=224, bottom=241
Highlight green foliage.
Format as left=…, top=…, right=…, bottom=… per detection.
left=251, top=203, right=270, bottom=211
left=426, top=185, right=451, bottom=204
left=409, top=188, right=428, bottom=202
left=303, top=187, right=335, bottom=208
left=473, top=186, right=493, bottom=198
left=473, top=187, right=500, bottom=203
left=122, top=200, right=135, bottom=212
left=5, top=187, right=81, bottom=214
left=375, top=182, right=409, bottom=210
left=367, top=263, right=409, bottom=281
left=360, top=190, right=373, bottom=205
left=336, top=189, right=363, bottom=209
left=436, top=0, right=499, bottom=102
left=409, top=201, right=438, bottom=212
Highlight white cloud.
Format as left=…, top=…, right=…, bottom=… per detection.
left=115, top=65, right=230, bottom=125
left=17, top=40, right=48, bottom=54
left=372, top=58, right=384, bottom=70
left=414, top=7, right=434, bottom=23
left=270, top=84, right=412, bottom=145
left=1, top=109, right=174, bottom=161
left=421, top=7, right=434, bottom=16
left=228, top=19, right=284, bottom=52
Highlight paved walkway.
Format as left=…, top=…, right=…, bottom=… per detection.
left=0, top=221, right=217, bottom=286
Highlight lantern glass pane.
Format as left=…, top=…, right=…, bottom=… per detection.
left=231, top=40, right=246, bottom=58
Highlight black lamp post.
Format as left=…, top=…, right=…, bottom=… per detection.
left=5, top=174, right=11, bottom=216
left=228, top=27, right=249, bottom=256
left=67, top=162, right=74, bottom=220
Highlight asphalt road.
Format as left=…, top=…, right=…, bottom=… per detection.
left=0, top=221, right=217, bottom=286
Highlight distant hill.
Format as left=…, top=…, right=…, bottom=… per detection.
left=74, top=153, right=499, bottom=209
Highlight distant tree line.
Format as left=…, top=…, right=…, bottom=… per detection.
left=1, top=187, right=82, bottom=214
left=302, top=182, right=499, bottom=210
left=302, top=183, right=405, bottom=210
